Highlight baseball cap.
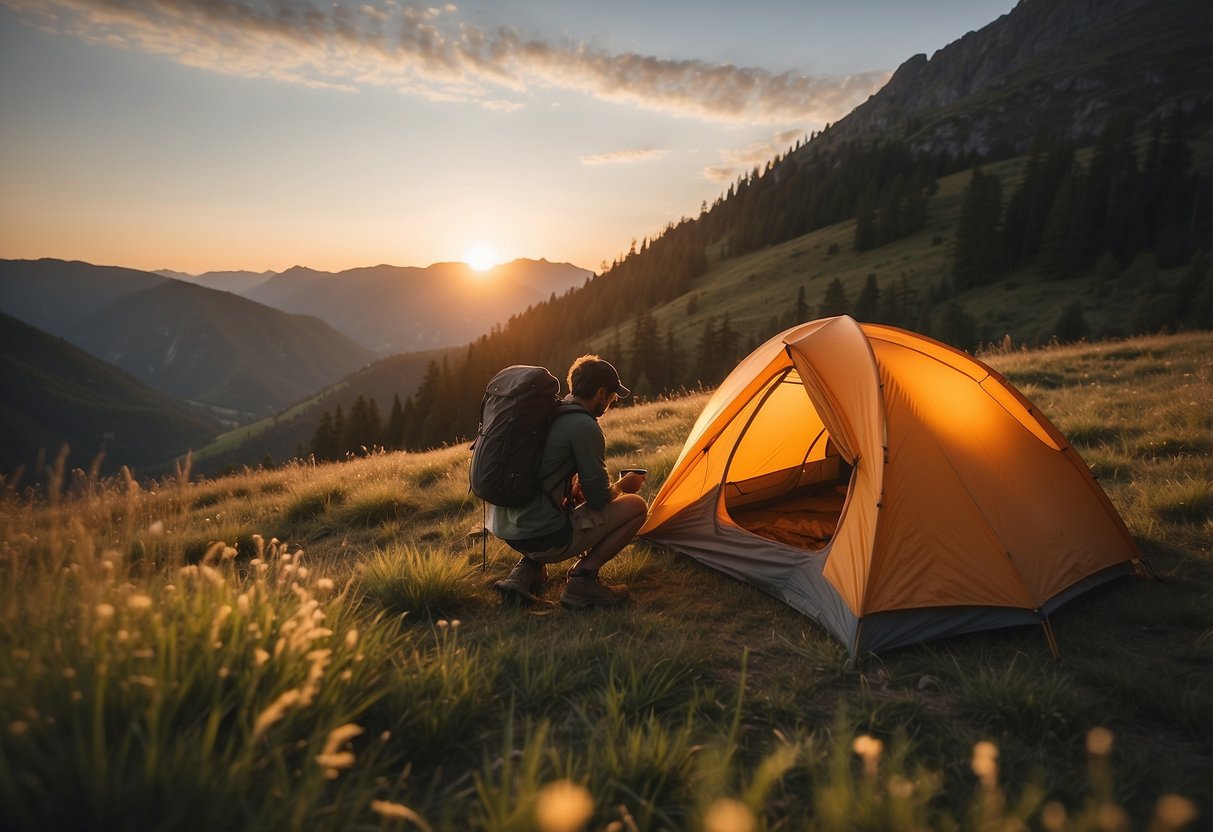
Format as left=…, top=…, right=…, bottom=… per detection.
left=582, top=358, right=630, bottom=398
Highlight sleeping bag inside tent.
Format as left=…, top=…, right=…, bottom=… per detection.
left=639, top=315, right=1142, bottom=655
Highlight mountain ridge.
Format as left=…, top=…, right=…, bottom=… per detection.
left=156, top=268, right=277, bottom=294
left=820, top=0, right=1212, bottom=157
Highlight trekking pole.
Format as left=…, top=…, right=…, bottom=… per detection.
left=481, top=499, right=487, bottom=571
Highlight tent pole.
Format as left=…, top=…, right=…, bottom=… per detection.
left=1040, top=617, right=1061, bottom=659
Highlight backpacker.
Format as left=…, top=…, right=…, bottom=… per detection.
left=469, top=365, right=584, bottom=507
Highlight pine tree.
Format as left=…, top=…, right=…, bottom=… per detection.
left=694, top=316, right=718, bottom=386
left=343, top=395, right=373, bottom=455
left=793, top=285, right=809, bottom=323
left=400, top=397, right=419, bottom=450
left=310, top=411, right=337, bottom=461
left=938, top=303, right=977, bottom=351
left=953, top=167, right=1003, bottom=288
left=1087, top=115, right=1143, bottom=266
left=367, top=397, right=383, bottom=450
left=659, top=323, right=683, bottom=392
left=386, top=394, right=405, bottom=450
left=628, top=308, right=661, bottom=394
left=407, top=361, right=441, bottom=448
left=332, top=405, right=345, bottom=458
left=854, top=274, right=880, bottom=322
left=718, top=312, right=739, bottom=376
left=819, top=277, right=849, bottom=318
left=1039, top=169, right=1088, bottom=280
left=853, top=184, right=878, bottom=251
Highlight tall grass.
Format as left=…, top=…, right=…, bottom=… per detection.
left=1, top=332, right=1210, bottom=829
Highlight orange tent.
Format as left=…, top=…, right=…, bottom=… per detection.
left=640, top=316, right=1141, bottom=654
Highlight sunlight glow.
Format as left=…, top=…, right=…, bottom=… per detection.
left=464, top=245, right=500, bottom=272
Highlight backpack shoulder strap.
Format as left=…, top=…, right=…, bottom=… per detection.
left=552, top=401, right=591, bottom=422
left=540, top=401, right=593, bottom=511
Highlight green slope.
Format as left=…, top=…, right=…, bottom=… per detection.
left=0, top=313, right=219, bottom=477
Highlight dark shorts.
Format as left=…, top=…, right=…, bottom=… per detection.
left=505, top=495, right=647, bottom=564
left=507, top=522, right=571, bottom=555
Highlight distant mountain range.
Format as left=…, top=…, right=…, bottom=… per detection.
left=0, top=259, right=374, bottom=419
left=165, top=259, right=591, bottom=355
left=0, top=311, right=218, bottom=477
left=0, top=256, right=591, bottom=472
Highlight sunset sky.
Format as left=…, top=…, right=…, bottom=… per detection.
left=0, top=0, right=1012, bottom=275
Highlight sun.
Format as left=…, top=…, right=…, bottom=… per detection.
left=463, top=245, right=500, bottom=272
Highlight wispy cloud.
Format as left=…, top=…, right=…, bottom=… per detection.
left=581, top=148, right=669, bottom=166
left=5, top=0, right=889, bottom=125
left=703, top=129, right=807, bottom=183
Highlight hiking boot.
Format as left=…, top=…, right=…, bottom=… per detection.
left=493, top=557, right=546, bottom=605
left=560, top=569, right=629, bottom=610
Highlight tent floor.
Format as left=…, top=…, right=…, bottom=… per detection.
left=726, top=484, right=848, bottom=551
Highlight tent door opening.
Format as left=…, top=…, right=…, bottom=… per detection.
left=719, top=368, right=854, bottom=551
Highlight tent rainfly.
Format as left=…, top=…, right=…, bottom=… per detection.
left=639, top=316, right=1143, bottom=655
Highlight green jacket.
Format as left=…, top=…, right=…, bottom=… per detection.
left=486, top=401, right=609, bottom=541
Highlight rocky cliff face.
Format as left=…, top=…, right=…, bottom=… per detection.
left=817, top=0, right=1211, bottom=158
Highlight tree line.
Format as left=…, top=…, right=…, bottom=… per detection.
left=953, top=112, right=1211, bottom=300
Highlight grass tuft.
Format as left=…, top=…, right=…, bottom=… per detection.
left=338, top=485, right=422, bottom=528
left=1143, top=477, right=1213, bottom=525
left=359, top=542, right=481, bottom=619
left=281, top=484, right=346, bottom=526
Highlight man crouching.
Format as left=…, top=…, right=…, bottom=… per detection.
left=487, top=355, right=647, bottom=609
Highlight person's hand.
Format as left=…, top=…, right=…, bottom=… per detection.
left=570, top=475, right=585, bottom=505
left=618, top=471, right=645, bottom=494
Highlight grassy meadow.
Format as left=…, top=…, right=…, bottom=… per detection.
left=1, top=331, right=1210, bottom=831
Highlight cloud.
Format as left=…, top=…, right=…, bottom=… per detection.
left=480, top=98, right=525, bottom=112
left=702, top=130, right=809, bottom=184
left=5, top=0, right=889, bottom=125
left=581, top=148, right=669, bottom=166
